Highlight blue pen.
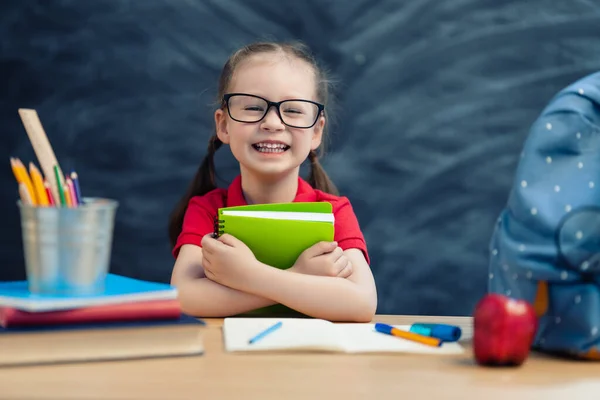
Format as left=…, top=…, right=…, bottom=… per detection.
left=409, top=323, right=462, bottom=342
left=248, top=321, right=283, bottom=344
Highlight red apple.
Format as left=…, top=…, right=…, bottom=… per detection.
left=473, top=293, right=538, bottom=367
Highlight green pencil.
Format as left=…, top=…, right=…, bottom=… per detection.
left=54, top=165, right=66, bottom=206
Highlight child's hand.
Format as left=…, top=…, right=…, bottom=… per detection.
left=201, top=233, right=261, bottom=290
left=291, top=241, right=353, bottom=278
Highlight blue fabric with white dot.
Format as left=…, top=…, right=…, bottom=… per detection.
left=489, top=71, right=600, bottom=359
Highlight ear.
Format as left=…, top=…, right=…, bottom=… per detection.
left=214, top=109, right=230, bottom=144
left=310, top=115, right=325, bottom=151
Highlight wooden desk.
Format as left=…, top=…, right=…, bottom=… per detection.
left=0, top=315, right=598, bottom=400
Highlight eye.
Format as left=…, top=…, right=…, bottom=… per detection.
left=244, top=106, right=264, bottom=112
left=283, top=107, right=304, bottom=114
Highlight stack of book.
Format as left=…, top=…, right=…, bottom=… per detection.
left=3, top=108, right=205, bottom=366
left=0, top=274, right=205, bottom=366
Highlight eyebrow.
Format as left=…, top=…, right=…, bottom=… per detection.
left=230, top=92, right=316, bottom=101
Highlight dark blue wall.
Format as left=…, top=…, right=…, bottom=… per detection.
left=2, top=1, right=600, bottom=316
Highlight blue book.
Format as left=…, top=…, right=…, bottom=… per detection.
left=0, top=274, right=178, bottom=312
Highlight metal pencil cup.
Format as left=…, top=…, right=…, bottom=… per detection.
left=18, top=198, right=119, bottom=295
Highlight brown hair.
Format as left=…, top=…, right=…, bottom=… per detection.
left=168, top=41, right=338, bottom=248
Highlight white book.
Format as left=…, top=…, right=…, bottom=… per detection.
left=223, top=318, right=465, bottom=355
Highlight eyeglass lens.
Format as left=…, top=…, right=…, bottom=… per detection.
left=227, top=95, right=319, bottom=128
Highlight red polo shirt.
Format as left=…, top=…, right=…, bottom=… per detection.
left=173, top=175, right=370, bottom=264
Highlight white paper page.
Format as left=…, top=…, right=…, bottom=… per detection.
left=223, top=318, right=346, bottom=353
left=458, top=325, right=473, bottom=342
left=221, top=210, right=334, bottom=223
left=336, top=324, right=465, bottom=355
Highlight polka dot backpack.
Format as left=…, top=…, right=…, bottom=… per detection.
left=489, top=71, right=600, bottom=360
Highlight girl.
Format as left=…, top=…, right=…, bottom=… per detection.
left=168, top=41, right=377, bottom=322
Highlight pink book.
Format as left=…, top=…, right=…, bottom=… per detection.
left=0, top=299, right=181, bottom=328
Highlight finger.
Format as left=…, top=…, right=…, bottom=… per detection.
left=328, top=246, right=344, bottom=262
left=217, top=233, right=242, bottom=247
left=332, top=254, right=348, bottom=271
left=202, top=233, right=215, bottom=242
left=201, top=245, right=214, bottom=256
left=336, top=259, right=353, bottom=278
left=202, top=254, right=211, bottom=269
left=305, top=241, right=338, bottom=258
left=332, top=253, right=348, bottom=271
left=204, top=268, right=215, bottom=281
left=201, top=234, right=217, bottom=253
left=204, top=234, right=234, bottom=253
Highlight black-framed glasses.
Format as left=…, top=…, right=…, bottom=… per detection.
left=223, top=93, right=324, bottom=129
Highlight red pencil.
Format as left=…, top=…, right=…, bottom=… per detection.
left=44, top=180, right=55, bottom=206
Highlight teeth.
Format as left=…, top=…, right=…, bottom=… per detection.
left=253, top=143, right=289, bottom=153
left=255, top=143, right=287, bottom=149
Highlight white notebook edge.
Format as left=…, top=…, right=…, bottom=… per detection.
left=221, top=210, right=335, bottom=223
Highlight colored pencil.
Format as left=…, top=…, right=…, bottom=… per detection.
left=18, top=183, right=33, bottom=205
left=63, top=183, right=72, bottom=208
left=66, top=177, right=78, bottom=207
left=10, top=158, right=36, bottom=206
left=14, top=158, right=37, bottom=205
left=28, top=162, right=49, bottom=206
left=44, top=180, right=55, bottom=206
left=54, top=165, right=67, bottom=207
left=70, top=171, right=82, bottom=205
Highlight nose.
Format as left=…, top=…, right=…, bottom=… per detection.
left=260, top=106, right=285, bottom=131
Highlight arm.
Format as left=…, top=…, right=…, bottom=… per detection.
left=171, top=244, right=277, bottom=317
left=243, top=248, right=377, bottom=322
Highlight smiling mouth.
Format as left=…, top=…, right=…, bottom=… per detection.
left=252, top=143, right=290, bottom=153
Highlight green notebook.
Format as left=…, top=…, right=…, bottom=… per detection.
left=214, top=202, right=335, bottom=270
left=214, top=202, right=335, bottom=317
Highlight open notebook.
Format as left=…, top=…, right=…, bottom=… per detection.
left=223, top=318, right=465, bottom=355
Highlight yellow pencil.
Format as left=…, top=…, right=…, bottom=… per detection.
left=10, top=158, right=37, bottom=205
left=18, top=183, right=33, bottom=205
left=28, top=162, right=49, bottom=206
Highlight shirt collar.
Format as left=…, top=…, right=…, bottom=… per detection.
left=226, top=175, right=317, bottom=207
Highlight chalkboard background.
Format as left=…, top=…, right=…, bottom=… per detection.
left=2, top=0, right=600, bottom=315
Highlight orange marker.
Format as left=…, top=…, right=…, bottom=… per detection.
left=374, top=323, right=442, bottom=347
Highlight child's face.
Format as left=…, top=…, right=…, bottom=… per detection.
left=215, top=53, right=324, bottom=181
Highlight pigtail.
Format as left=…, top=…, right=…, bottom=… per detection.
left=308, top=150, right=338, bottom=196
left=168, top=135, right=223, bottom=247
